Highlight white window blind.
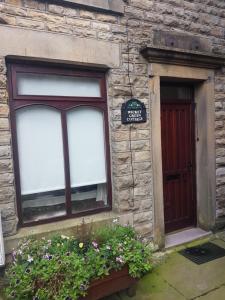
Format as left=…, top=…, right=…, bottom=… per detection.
left=67, top=107, right=107, bottom=188
left=16, top=106, right=65, bottom=195
left=17, top=73, right=101, bottom=97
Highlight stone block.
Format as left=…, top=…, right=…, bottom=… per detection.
left=113, top=152, right=131, bottom=164
left=0, top=146, right=11, bottom=158
left=215, top=121, right=224, bottom=129
left=92, top=21, right=111, bottom=31
left=0, top=89, right=8, bottom=103
left=96, top=13, right=117, bottom=23
left=216, top=148, right=225, bottom=157
left=119, top=200, right=139, bottom=212
left=131, top=140, right=150, bottom=151
left=73, top=27, right=97, bottom=38
left=2, top=218, right=18, bottom=236
left=0, top=118, right=9, bottom=130
left=46, top=23, right=72, bottom=34
left=134, top=211, right=152, bottom=224
left=0, top=76, right=6, bottom=88
left=79, top=10, right=95, bottom=19
left=0, top=203, right=16, bottom=220
left=0, top=173, right=14, bottom=186
left=23, top=0, right=46, bottom=10
left=0, top=131, right=11, bottom=145
left=66, top=18, right=91, bottom=27
left=0, top=14, right=16, bottom=26
left=216, top=168, right=225, bottom=176
left=133, top=151, right=151, bottom=162
left=134, top=185, right=151, bottom=197
left=0, top=104, right=9, bottom=117
left=48, top=4, right=65, bottom=15
left=16, top=17, right=45, bottom=30
left=114, top=175, right=134, bottom=190
left=133, top=161, right=151, bottom=173
left=112, top=163, right=131, bottom=176
left=0, top=3, right=27, bottom=16
left=112, top=141, right=130, bottom=152
left=135, top=222, right=153, bottom=237
left=0, top=159, right=13, bottom=173
left=134, top=173, right=151, bottom=186
left=27, top=10, right=65, bottom=23
left=0, top=186, right=15, bottom=204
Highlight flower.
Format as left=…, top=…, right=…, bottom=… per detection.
left=27, top=255, right=33, bottom=263
left=113, top=218, right=119, bottom=223
left=116, top=256, right=124, bottom=264
left=61, top=235, right=69, bottom=240
left=80, top=284, right=88, bottom=291
left=92, top=241, right=98, bottom=249
left=106, top=245, right=111, bottom=250
left=79, top=242, right=84, bottom=249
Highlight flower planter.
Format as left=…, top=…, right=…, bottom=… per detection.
left=80, top=266, right=137, bottom=300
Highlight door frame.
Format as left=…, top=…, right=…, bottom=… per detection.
left=150, top=64, right=216, bottom=248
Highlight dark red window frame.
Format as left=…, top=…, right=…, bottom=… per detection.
left=8, top=62, right=112, bottom=227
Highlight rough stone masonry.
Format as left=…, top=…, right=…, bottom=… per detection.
left=0, top=0, right=225, bottom=240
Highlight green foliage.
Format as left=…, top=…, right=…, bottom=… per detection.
left=5, top=223, right=153, bottom=300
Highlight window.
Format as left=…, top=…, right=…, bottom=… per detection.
left=8, top=64, right=111, bottom=225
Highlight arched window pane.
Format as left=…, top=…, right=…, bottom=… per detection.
left=67, top=107, right=107, bottom=212
left=16, top=106, right=66, bottom=222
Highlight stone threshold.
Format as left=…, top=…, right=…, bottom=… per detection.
left=165, top=227, right=212, bottom=249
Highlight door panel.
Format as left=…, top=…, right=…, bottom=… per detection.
left=161, top=87, right=196, bottom=233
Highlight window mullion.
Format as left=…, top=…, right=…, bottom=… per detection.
left=61, top=111, right=72, bottom=215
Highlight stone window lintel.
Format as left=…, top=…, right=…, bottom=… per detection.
left=55, top=0, right=125, bottom=14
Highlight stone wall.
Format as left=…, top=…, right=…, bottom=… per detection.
left=0, top=0, right=225, bottom=238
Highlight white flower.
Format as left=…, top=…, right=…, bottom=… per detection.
left=61, top=235, right=69, bottom=240
left=113, top=218, right=118, bottom=223
left=27, top=255, right=33, bottom=263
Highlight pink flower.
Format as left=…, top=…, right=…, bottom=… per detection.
left=92, top=241, right=98, bottom=249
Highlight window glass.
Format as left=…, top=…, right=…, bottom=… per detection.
left=16, top=106, right=66, bottom=222
left=67, top=107, right=107, bottom=212
left=17, top=73, right=101, bottom=97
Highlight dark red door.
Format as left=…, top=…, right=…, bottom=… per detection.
left=161, top=85, right=196, bottom=233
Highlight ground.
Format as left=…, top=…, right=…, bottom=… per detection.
left=105, top=233, right=225, bottom=300
left=1, top=234, right=225, bottom=300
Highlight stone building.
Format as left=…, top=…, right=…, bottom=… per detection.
left=0, top=0, right=225, bottom=252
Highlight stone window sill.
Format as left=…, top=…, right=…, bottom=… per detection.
left=57, top=0, right=124, bottom=14
left=4, top=211, right=120, bottom=254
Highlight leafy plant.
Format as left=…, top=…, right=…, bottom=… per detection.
left=4, top=221, right=153, bottom=300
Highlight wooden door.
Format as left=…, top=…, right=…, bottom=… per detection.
left=161, top=85, right=196, bottom=233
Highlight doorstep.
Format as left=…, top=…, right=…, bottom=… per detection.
left=165, top=227, right=212, bottom=249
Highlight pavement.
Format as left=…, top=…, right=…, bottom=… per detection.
left=105, top=232, right=225, bottom=300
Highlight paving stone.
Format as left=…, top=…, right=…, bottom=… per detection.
left=197, top=285, right=225, bottom=300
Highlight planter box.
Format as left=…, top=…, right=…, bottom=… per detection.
left=80, top=266, right=137, bottom=300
